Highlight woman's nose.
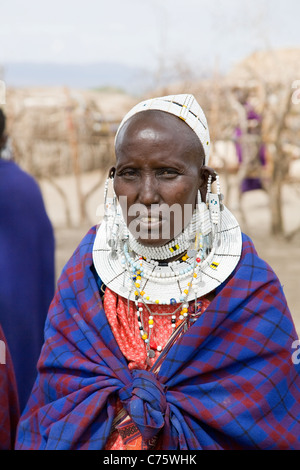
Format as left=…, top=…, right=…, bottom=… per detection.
left=138, top=174, right=160, bottom=206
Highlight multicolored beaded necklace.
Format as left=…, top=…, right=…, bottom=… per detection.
left=122, top=236, right=207, bottom=360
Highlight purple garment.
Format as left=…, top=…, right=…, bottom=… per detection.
left=245, top=103, right=262, bottom=122
left=0, top=159, right=55, bottom=411
left=234, top=105, right=267, bottom=193
left=241, top=178, right=263, bottom=193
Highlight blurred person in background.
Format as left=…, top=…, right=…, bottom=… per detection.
left=233, top=98, right=268, bottom=194
left=0, top=108, right=55, bottom=412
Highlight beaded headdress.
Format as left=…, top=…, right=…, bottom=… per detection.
left=115, top=94, right=211, bottom=165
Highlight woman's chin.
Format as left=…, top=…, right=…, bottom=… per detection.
left=137, top=236, right=172, bottom=248
left=128, top=219, right=173, bottom=247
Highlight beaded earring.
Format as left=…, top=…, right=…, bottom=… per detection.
left=206, top=172, right=223, bottom=245
left=103, top=174, right=120, bottom=258
left=197, top=190, right=211, bottom=236
left=195, top=189, right=211, bottom=258
left=216, top=174, right=225, bottom=212
left=103, top=175, right=117, bottom=220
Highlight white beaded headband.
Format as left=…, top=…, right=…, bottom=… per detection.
left=115, top=94, right=211, bottom=165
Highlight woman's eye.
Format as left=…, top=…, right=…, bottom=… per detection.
left=119, top=169, right=137, bottom=178
left=158, top=169, right=179, bottom=177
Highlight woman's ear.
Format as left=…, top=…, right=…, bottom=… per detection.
left=108, top=167, right=116, bottom=178
left=198, top=166, right=217, bottom=202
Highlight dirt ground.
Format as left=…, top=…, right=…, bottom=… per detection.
left=40, top=170, right=300, bottom=337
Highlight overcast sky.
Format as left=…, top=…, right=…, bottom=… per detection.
left=1, top=0, right=300, bottom=73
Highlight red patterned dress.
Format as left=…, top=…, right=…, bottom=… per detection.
left=103, top=287, right=210, bottom=450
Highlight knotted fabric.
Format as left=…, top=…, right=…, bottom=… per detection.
left=118, top=369, right=167, bottom=441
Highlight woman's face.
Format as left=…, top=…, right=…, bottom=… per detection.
left=113, top=110, right=207, bottom=247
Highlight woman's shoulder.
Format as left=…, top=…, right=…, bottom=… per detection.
left=57, top=225, right=98, bottom=282
left=76, top=225, right=98, bottom=254
left=239, top=231, right=281, bottom=285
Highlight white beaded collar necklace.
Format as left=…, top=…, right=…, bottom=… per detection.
left=92, top=204, right=242, bottom=306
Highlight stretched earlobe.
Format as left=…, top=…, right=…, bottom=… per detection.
left=199, top=166, right=217, bottom=201
left=109, top=167, right=116, bottom=178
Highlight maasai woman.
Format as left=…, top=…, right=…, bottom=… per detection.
left=16, top=95, right=300, bottom=450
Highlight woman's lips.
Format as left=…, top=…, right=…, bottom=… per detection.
left=138, top=216, right=162, bottom=229
left=126, top=206, right=176, bottom=241
left=128, top=214, right=175, bottom=243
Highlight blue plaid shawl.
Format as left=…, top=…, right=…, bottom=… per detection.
left=16, top=227, right=300, bottom=450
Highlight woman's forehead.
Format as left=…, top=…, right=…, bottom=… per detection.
left=115, top=110, right=204, bottom=158
left=117, top=110, right=190, bottom=135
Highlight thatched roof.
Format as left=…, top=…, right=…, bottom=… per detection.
left=227, top=48, right=300, bottom=85
left=3, top=87, right=138, bottom=176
